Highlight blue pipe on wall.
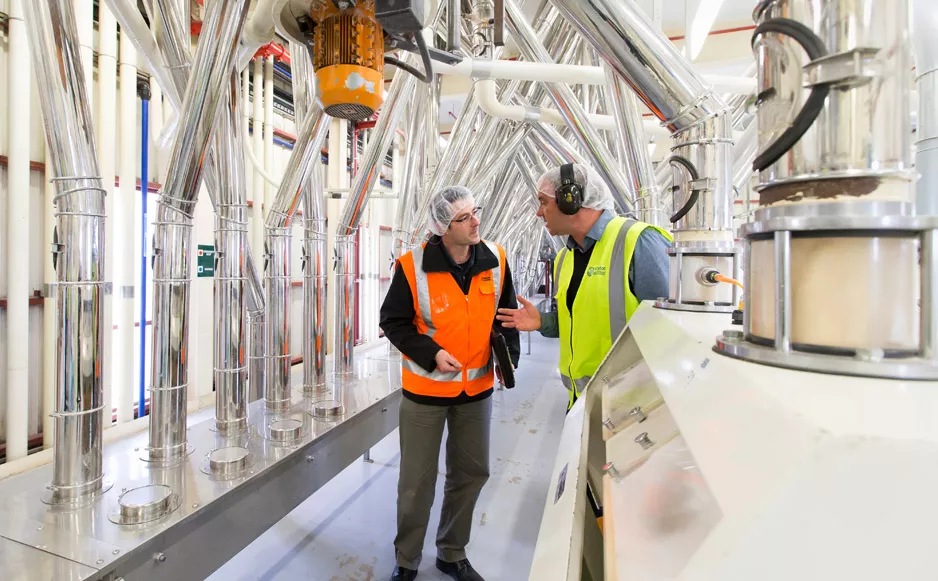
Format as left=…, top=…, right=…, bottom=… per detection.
left=138, top=81, right=150, bottom=417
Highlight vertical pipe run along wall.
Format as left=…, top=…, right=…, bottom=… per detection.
left=97, top=2, right=118, bottom=426
left=6, top=0, right=32, bottom=462
left=264, top=58, right=275, bottom=221
left=24, top=0, right=107, bottom=501
left=116, top=27, right=138, bottom=424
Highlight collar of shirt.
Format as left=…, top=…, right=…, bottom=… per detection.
left=566, top=209, right=616, bottom=253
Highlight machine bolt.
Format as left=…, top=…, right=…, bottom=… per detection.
left=603, top=462, right=618, bottom=476
left=97, top=559, right=104, bottom=565
left=154, top=552, right=166, bottom=563
left=635, top=432, right=654, bottom=450
left=36, top=525, right=43, bottom=531
left=113, top=549, right=120, bottom=555
left=306, top=455, right=314, bottom=462
left=602, top=418, right=614, bottom=430
left=628, top=406, right=647, bottom=423
left=192, top=503, right=199, bottom=509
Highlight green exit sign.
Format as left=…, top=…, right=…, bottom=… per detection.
left=197, top=245, right=215, bottom=278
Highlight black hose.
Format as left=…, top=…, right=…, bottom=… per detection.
left=750, top=18, right=830, bottom=172
left=667, top=155, right=701, bottom=224
left=384, top=33, right=434, bottom=84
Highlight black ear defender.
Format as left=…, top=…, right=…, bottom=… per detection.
left=556, top=163, right=583, bottom=215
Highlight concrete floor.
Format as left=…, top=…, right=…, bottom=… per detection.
left=209, top=332, right=567, bottom=581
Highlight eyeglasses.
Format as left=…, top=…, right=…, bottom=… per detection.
left=451, top=206, right=482, bottom=224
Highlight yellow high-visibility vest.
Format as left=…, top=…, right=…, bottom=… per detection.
left=554, top=217, right=672, bottom=405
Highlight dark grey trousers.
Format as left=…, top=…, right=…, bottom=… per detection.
left=394, top=395, right=492, bottom=569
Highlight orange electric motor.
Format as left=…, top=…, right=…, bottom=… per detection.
left=311, top=0, right=385, bottom=121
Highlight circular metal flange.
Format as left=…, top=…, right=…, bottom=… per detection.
left=311, top=399, right=345, bottom=419
left=669, top=240, right=739, bottom=253
left=199, top=446, right=251, bottom=480
left=41, top=477, right=115, bottom=508
left=139, top=443, right=196, bottom=464
left=107, top=484, right=180, bottom=525
left=714, top=333, right=938, bottom=381
left=209, top=418, right=248, bottom=435
left=268, top=418, right=304, bottom=443
left=655, top=299, right=737, bottom=314
left=742, top=200, right=938, bottom=237
left=265, top=399, right=292, bottom=413
left=753, top=168, right=917, bottom=193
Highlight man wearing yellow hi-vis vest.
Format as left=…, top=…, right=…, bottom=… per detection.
left=497, top=164, right=672, bottom=410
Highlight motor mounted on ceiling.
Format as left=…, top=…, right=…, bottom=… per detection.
left=303, top=0, right=459, bottom=121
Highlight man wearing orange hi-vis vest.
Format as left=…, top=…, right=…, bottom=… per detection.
left=380, top=186, right=520, bottom=581
left=497, top=164, right=672, bottom=411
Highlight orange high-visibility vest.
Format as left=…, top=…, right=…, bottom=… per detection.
left=397, top=241, right=506, bottom=397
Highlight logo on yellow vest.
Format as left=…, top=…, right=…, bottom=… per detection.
left=586, top=266, right=607, bottom=277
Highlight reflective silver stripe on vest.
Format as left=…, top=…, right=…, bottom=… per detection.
left=561, top=374, right=592, bottom=394
left=410, top=244, right=436, bottom=338
left=483, top=240, right=503, bottom=309
left=467, top=358, right=494, bottom=380
left=608, top=220, right=637, bottom=342
left=402, top=358, right=462, bottom=383
left=554, top=248, right=568, bottom=295
left=402, top=358, right=493, bottom=383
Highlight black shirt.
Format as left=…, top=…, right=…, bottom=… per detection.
left=566, top=245, right=594, bottom=313
left=380, top=237, right=521, bottom=406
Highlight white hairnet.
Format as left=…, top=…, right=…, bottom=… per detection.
left=427, top=185, right=476, bottom=236
left=536, top=164, right=615, bottom=212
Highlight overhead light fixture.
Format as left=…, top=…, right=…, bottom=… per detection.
left=690, top=0, right=725, bottom=60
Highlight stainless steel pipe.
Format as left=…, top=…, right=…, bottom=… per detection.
left=548, top=0, right=734, bottom=235
left=394, top=89, right=428, bottom=257
left=143, top=0, right=267, bottom=405
left=24, top=0, right=110, bottom=503
left=212, top=74, right=249, bottom=434
left=752, top=0, right=913, bottom=199
left=290, top=41, right=329, bottom=397
left=547, top=0, right=727, bottom=134
left=505, top=0, right=634, bottom=213
left=912, top=0, right=938, bottom=214
left=264, top=107, right=331, bottom=411
left=604, top=65, right=662, bottom=226
left=447, top=0, right=462, bottom=54
left=334, top=59, right=420, bottom=381
left=149, top=0, right=251, bottom=461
